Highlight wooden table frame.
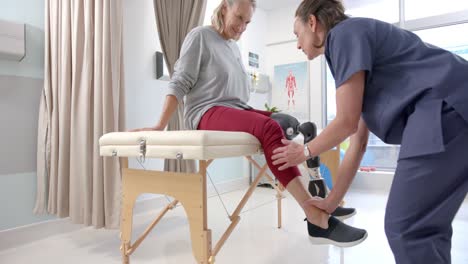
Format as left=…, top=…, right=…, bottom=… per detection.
left=118, top=156, right=284, bottom=264
left=117, top=146, right=340, bottom=264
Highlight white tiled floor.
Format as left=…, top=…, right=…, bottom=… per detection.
left=1, top=188, right=467, bottom=264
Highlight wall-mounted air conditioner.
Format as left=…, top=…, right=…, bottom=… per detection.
left=250, top=72, right=271, bottom=94
left=0, top=19, right=26, bottom=61
left=155, top=51, right=170, bottom=81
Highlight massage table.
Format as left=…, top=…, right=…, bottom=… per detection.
left=99, top=130, right=340, bottom=263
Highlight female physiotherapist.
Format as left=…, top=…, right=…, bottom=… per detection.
left=272, top=0, right=468, bottom=263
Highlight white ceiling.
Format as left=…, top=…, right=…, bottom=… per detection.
left=256, top=0, right=378, bottom=11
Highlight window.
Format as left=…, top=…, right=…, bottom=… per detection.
left=324, top=1, right=468, bottom=171
left=405, top=0, right=468, bottom=20
left=344, top=0, right=399, bottom=24
left=415, top=23, right=468, bottom=60
left=325, top=65, right=401, bottom=170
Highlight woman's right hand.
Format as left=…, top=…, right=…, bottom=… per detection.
left=129, top=95, right=178, bottom=132
left=129, top=124, right=165, bottom=132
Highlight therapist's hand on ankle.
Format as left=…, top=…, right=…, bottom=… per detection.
left=306, top=196, right=339, bottom=215
left=272, top=139, right=307, bottom=170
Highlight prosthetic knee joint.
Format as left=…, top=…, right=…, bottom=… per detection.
left=270, top=113, right=328, bottom=198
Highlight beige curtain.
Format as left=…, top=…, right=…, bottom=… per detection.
left=34, top=0, right=125, bottom=229
left=153, top=0, right=207, bottom=173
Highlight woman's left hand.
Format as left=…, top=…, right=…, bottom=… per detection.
left=272, top=139, right=307, bottom=170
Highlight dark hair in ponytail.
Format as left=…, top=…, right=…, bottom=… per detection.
left=295, top=0, right=348, bottom=48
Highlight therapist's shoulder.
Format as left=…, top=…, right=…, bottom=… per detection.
left=327, top=17, right=385, bottom=48
left=329, top=17, right=380, bottom=37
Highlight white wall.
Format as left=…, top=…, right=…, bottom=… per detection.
left=0, top=0, right=53, bottom=231
left=265, top=6, right=297, bottom=46
left=239, top=8, right=271, bottom=109
left=122, top=0, right=166, bottom=173
left=265, top=5, right=324, bottom=128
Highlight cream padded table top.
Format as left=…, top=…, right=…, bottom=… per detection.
left=99, top=130, right=262, bottom=160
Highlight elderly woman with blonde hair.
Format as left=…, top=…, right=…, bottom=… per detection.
left=133, top=0, right=367, bottom=247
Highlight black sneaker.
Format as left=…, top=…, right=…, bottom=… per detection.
left=332, top=206, right=356, bottom=221
left=306, top=216, right=368, bottom=247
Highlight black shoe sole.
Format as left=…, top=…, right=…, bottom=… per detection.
left=309, top=231, right=368, bottom=247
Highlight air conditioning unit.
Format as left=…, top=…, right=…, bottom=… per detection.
left=155, top=51, right=170, bottom=81
left=249, top=72, right=271, bottom=94
left=0, top=19, right=26, bottom=61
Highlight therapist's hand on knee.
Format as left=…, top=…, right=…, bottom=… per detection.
left=272, top=139, right=307, bottom=170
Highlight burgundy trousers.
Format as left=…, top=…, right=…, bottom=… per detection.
left=198, top=106, right=301, bottom=187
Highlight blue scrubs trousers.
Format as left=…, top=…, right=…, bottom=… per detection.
left=385, top=106, right=468, bottom=264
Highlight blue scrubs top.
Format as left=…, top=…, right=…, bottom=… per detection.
left=325, top=17, right=468, bottom=159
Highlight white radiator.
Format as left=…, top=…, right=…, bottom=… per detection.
left=0, top=19, right=26, bottom=61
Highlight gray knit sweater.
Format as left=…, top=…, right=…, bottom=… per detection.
left=167, top=26, right=252, bottom=130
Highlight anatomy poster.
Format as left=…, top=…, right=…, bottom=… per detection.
left=273, top=61, right=310, bottom=122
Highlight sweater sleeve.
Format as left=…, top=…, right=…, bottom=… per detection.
left=167, top=28, right=205, bottom=102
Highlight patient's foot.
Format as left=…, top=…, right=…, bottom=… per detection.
left=306, top=216, right=368, bottom=247
left=302, top=201, right=329, bottom=229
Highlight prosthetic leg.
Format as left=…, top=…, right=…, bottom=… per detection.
left=271, top=113, right=367, bottom=247
left=298, top=122, right=356, bottom=220
left=271, top=113, right=356, bottom=220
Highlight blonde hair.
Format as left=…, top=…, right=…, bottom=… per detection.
left=295, top=0, right=348, bottom=48
left=211, top=0, right=257, bottom=33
